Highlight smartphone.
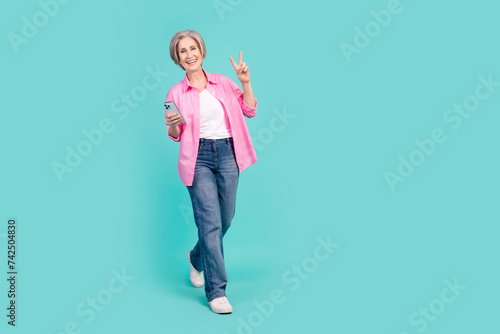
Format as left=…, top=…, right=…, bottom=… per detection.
left=164, top=101, right=184, bottom=123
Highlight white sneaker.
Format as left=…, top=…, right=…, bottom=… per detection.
left=209, top=296, right=233, bottom=314
left=188, top=250, right=204, bottom=288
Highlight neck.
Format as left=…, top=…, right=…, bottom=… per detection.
left=187, top=68, right=206, bottom=85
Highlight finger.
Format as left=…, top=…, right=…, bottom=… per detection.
left=239, top=51, right=243, bottom=64
left=167, top=117, right=181, bottom=126
left=229, top=56, right=237, bottom=69
left=174, top=117, right=183, bottom=125
left=166, top=113, right=181, bottom=122
left=241, top=62, right=246, bottom=69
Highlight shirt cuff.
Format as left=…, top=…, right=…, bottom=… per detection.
left=241, top=98, right=258, bottom=117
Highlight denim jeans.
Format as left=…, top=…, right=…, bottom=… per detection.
left=187, top=137, right=239, bottom=302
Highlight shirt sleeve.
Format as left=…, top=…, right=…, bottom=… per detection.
left=165, top=89, right=185, bottom=142
left=227, top=77, right=258, bottom=118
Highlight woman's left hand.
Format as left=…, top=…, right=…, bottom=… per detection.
left=230, top=51, right=250, bottom=84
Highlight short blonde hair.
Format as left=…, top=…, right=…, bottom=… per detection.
left=169, top=30, right=206, bottom=70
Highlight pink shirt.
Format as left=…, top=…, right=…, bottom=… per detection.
left=165, top=69, right=258, bottom=186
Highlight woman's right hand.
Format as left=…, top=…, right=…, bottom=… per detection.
left=165, top=112, right=183, bottom=127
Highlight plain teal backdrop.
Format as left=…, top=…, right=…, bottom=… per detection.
left=1, top=0, right=499, bottom=333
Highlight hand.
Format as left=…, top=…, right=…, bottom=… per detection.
left=165, top=112, right=183, bottom=127
left=229, top=51, right=250, bottom=84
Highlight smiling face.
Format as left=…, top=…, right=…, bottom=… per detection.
left=177, top=37, right=202, bottom=72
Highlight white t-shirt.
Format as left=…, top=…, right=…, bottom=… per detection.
left=199, top=89, right=232, bottom=139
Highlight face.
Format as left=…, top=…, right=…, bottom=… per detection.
left=177, top=37, right=202, bottom=72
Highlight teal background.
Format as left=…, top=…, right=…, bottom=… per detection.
left=1, top=0, right=499, bottom=333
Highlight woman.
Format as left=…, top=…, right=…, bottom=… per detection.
left=164, top=29, right=258, bottom=314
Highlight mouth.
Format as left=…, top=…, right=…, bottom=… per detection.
left=186, top=59, right=197, bottom=66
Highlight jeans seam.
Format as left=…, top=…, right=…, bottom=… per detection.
left=202, top=236, right=213, bottom=297
left=191, top=183, right=211, bottom=284
left=212, top=141, right=217, bottom=169
left=189, top=187, right=202, bottom=272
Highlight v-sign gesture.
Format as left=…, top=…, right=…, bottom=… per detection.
left=229, top=51, right=250, bottom=84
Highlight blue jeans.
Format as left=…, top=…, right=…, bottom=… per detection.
left=187, top=137, right=239, bottom=302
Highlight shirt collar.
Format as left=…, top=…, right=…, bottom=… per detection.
left=182, top=68, right=218, bottom=93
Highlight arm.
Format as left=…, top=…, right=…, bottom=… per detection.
left=229, top=51, right=258, bottom=117
left=228, top=77, right=258, bottom=118
left=241, top=81, right=256, bottom=108
left=165, top=90, right=184, bottom=141
left=168, top=122, right=182, bottom=139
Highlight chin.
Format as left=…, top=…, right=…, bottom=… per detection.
left=186, top=65, right=201, bottom=72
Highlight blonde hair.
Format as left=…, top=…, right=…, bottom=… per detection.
left=169, top=30, right=206, bottom=70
